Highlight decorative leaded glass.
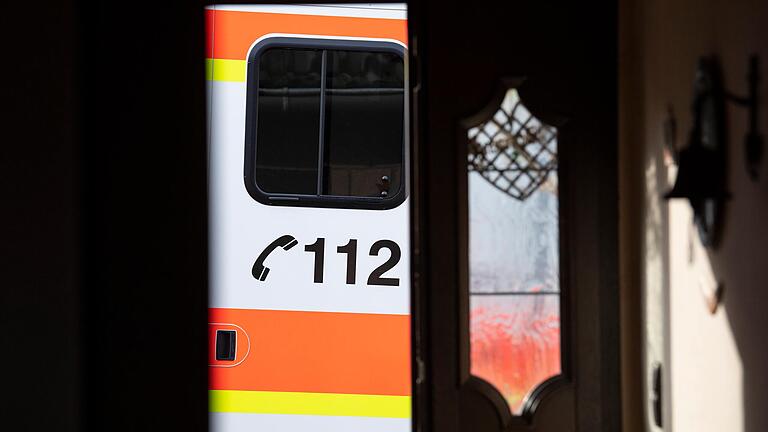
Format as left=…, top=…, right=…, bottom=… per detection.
left=467, top=89, right=558, bottom=201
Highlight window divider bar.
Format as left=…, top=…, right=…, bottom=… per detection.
left=316, top=49, right=328, bottom=197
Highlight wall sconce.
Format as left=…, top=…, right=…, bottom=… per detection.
left=664, top=57, right=729, bottom=248
left=665, top=56, right=761, bottom=247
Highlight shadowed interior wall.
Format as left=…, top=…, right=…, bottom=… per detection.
left=621, top=0, right=768, bottom=431
left=1, top=1, right=80, bottom=429
left=1, top=1, right=209, bottom=430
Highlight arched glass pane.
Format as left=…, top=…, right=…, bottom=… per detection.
left=467, top=89, right=561, bottom=414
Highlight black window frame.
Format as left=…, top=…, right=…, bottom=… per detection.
left=244, top=37, right=407, bottom=210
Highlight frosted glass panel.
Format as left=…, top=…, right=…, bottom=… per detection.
left=468, top=89, right=561, bottom=415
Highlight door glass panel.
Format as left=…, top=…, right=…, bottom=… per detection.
left=467, top=89, right=561, bottom=414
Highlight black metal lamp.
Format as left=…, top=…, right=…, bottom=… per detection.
left=664, top=57, right=729, bottom=247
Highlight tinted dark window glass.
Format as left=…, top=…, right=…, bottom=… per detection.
left=323, top=50, right=404, bottom=197
left=249, top=42, right=405, bottom=207
left=255, top=48, right=322, bottom=195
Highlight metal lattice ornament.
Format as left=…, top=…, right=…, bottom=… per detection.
left=468, top=89, right=558, bottom=200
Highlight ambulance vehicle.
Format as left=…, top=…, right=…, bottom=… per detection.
left=206, top=3, right=411, bottom=431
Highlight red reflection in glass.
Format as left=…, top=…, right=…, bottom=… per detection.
left=470, top=295, right=560, bottom=414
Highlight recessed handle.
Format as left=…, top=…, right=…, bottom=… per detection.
left=215, top=330, right=237, bottom=361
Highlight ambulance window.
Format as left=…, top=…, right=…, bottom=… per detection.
left=247, top=39, right=405, bottom=209
left=255, top=48, right=322, bottom=195
left=323, top=50, right=404, bottom=198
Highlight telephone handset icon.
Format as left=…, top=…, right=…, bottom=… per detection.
left=252, top=235, right=298, bottom=281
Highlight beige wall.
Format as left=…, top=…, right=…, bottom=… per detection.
left=621, top=0, right=768, bottom=431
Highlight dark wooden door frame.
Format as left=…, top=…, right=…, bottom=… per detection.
left=407, top=1, right=621, bottom=431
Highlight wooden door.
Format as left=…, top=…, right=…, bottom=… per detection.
left=408, top=1, right=620, bottom=431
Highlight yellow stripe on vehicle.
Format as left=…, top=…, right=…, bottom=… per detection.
left=205, top=58, right=246, bottom=82
left=209, top=390, right=411, bottom=418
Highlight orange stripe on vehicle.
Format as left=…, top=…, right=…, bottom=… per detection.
left=205, top=7, right=215, bottom=59
left=207, top=9, right=408, bottom=60
left=209, top=308, right=411, bottom=396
